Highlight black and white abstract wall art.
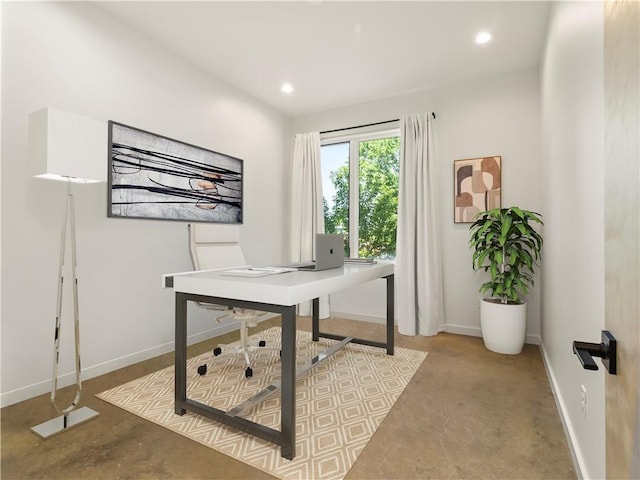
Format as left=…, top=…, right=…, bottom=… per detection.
left=108, top=122, right=243, bottom=223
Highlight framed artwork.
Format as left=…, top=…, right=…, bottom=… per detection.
left=108, top=121, right=243, bottom=223
left=453, top=156, right=501, bottom=223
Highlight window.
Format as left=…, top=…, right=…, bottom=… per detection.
left=321, top=129, right=400, bottom=259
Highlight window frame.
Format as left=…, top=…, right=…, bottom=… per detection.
left=320, top=125, right=400, bottom=258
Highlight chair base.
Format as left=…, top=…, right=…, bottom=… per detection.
left=198, top=340, right=280, bottom=379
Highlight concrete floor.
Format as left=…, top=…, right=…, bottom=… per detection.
left=1, top=317, right=576, bottom=479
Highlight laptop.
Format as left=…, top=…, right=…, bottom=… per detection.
left=294, top=234, right=345, bottom=271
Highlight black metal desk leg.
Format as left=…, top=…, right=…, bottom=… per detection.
left=280, top=305, right=297, bottom=459
left=175, top=293, right=187, bottom=415
left=386, top=274, right=395, bottom=355
left=312, top=297, right=320, bottom=341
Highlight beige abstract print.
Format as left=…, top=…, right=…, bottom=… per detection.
left=454, top=156, right=502, bottom=223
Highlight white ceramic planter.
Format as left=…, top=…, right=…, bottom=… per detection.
left=480, top=298, right=527, bottom=354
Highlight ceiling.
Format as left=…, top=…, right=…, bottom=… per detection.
left=96, top=1, right=551, bottom=117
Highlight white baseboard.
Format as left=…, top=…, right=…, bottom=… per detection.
left=0, top=320, right=244, bottom=408
left=329, top=311, right=388, bottom=324
left=527, top=334, right=540, bottom=345
left=444, top=323, right=540, bottom=345
left=539, top=342, right=585, bottom=479
left=444, top=323, right=483, bottom=338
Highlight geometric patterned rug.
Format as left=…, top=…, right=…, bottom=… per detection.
left=96, top=327, right=427, bottom=480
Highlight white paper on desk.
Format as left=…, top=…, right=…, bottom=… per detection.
left=253, top=267, right=297, bottom=274
left=221, top=269, right=271, bottom=277
left=221, top=267, right=296, bottom=278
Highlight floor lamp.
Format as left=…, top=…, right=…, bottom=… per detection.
left=29, top=107, right=106, bottom=439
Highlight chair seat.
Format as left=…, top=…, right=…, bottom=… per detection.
left=217, top=308, right=263, bottom=326
left=231, top=309, right=261, bottom=324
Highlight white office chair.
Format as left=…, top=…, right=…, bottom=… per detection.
left=188, top=223, right=278, bottom=378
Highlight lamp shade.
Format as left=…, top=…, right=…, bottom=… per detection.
left=29, top=107, right=107, bottom=183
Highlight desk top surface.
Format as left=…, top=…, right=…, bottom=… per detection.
left=165, top=261, right=394, bottom=306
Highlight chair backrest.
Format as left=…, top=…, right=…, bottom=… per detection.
left=188, top=223, right=247, bottom=271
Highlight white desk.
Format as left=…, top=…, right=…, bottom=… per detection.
left=164, top=262, right=395, bottom=460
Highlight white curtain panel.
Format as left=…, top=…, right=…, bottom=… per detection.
left=290, top=132, right=330, bottom=318
left=396, top=113, right=445, bottom=336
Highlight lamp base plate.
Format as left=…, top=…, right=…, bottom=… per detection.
left=31, top=407, right=99, bottom=439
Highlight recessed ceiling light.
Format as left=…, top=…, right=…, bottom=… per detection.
left=281, top=83, right=294, bottom=94
left=475, top=32, right=492, bottom=45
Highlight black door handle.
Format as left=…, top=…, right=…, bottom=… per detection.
left=572, top=330, right=617, bottom=375
left=573, top=342, right=599, bottom=370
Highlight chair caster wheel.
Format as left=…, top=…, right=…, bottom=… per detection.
left=259, top=340, right=266, bottom=347
left=213, top=347, right=222, bottom=356
left=245, top=367, right=253, bottom=378
left=197, top=364, right=207, bottom=376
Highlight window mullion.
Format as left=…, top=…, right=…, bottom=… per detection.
left=349, top=140, right=359, bottom=258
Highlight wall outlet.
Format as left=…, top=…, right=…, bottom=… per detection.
left=580, top=385, right=587, bottom=418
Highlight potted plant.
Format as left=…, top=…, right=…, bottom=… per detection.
left=469, top=207, right=543, bottom=354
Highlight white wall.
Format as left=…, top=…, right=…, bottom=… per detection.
left=540, top=2, right=605, bottom=479
left=1, top=2, right=287, bottom=406
left=288, top=68, right=542, bottom=343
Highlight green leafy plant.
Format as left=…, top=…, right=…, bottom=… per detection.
left=469, top=207, right=543, bottom=304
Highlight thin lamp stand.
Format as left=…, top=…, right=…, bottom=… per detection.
left=31, top=179, right=99, bottom=438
